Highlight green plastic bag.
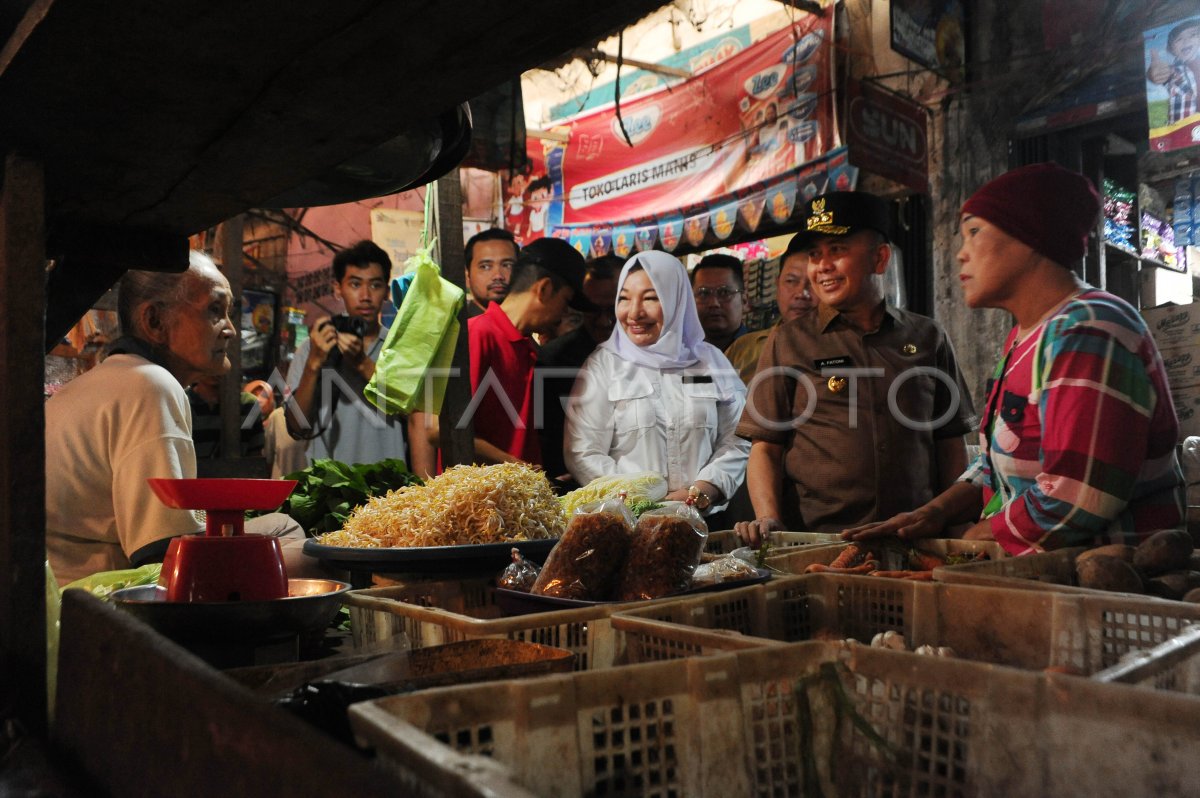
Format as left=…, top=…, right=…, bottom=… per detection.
left=365, top=244, right=464, bottom=415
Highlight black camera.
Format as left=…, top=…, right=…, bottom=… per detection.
left=328, top=313, right=368, bottom=338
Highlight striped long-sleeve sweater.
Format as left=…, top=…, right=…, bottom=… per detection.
left=961, top=288, right=1184, bottom=555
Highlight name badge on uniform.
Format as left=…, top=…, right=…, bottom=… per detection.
left=814, top=356, right=853, bottom=370
left=816, top=356, right=852, bottom=393
left=682, top=375, right=713, bottom=384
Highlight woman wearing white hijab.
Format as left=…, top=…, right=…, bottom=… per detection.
left=564, top=251, right=750, bottom=513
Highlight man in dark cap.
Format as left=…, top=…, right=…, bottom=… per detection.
left=734, top=191, right=977, bottom=543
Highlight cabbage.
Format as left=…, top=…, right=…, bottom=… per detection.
left=559, top=472, right=668, bottom=517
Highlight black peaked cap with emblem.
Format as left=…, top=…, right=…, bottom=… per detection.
left=790, top=191, right=892, bottom=250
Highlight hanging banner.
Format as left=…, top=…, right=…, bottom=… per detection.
left=612, top=224, right=636, bottom=258
left=500, top=16, right=840, bottom=253
left=634, top=224, right=659, bottom=252
left=1144, top=15, right=1200, bottom=153
left=499, top=13, right=835, bottom=246
left=556, top=16, right=834, bottom=229
left=590, top=226, right=613, bottom=257
left=765, top=177, right=798, bottom=224
left=657, top=212, right=684, bottom=252
left=567, top=228, right=593, bottom=259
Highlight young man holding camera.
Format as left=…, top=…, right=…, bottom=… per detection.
left=285, top=240, right=408, bottom=466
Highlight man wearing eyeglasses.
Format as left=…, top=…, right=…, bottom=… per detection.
left=691, top=253, right=748, bottom=352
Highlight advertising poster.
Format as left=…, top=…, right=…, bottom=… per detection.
left=241, top=289, right=277, bottom=374
left=1145, top=15, right=1200, bottom=153
left=502, top=16, right=836, bottom=250
left=369, top=208, right=428, bottom=268
left=890, top=0, right=966, bottom=83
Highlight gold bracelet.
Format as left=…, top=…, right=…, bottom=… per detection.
left=687, top=484, right=712, bottom=510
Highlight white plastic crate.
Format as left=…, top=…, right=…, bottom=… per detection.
left=766, top=537, right=1006, bottom=575
left=934, top=546, right=1113, bottom=594
left=344, top=577, right=766, bottom=671
left=610, top=573, right=1200, bottom=674
left=349, top=640, right=1200, bottom=797
left=1094, top=623, right=1200, bottom=693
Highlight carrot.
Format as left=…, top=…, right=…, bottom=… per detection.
left=806, top=559, right=879, bottom=575
left=869, top=570, right=921, bottom=579
left=829, top=544, right=865, bottom=570
left=903, top=571, right=934, bottom=581
left=837, top=560, right=879, bottom=575
left=909, top=550, right=946, bottom=571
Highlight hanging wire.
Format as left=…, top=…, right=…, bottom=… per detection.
left=614, top=30, right=635, bottom=147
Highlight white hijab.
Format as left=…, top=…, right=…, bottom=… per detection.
left=600, top=252, right=742, bottom=397
left=601, top=251, right=707, bottom=369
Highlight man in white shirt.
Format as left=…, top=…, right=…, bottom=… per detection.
left=45, top=252, right=306, bottom=584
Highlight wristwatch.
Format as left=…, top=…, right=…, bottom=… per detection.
left=687, top=484, right=712, bottom=510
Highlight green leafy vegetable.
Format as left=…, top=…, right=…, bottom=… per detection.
left=755, top=539, right=773, bottom=569
left=251, top=458, right=422, bottom=536
left=626, top=498, right=664, bottom=518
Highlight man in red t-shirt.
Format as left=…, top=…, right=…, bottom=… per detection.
left=466, top=237, right=591, bottom=465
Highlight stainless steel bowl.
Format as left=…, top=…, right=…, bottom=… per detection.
left=109, top=578, right=351, bottom=642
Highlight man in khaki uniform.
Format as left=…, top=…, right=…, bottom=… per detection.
left=734, top=192, right=976, bottom=542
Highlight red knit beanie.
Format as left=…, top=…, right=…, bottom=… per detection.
left=960, top=163, right=1100, bottom=267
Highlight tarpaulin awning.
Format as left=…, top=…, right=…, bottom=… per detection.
left=1013, top=50, right=1145, bottom=138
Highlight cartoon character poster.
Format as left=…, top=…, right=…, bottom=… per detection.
left=502, top=136, right=564, bottom=245
left=1145, top=15, right=1200, bottom=153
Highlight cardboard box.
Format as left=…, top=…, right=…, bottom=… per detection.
left=1159, top=342, right=1200, bottom=391
left=1173, top=381, right=1200, bottom=441
left=1143, top=301, right=1200, bottom=349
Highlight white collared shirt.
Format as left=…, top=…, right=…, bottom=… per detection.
left=564, top=347, right=750, bottom=509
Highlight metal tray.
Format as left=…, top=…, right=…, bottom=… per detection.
left=494, top=568, right=772, bottom=616
left=110, top=577, right=350, bottom=642
left=302, top=537, right=558, bottom=574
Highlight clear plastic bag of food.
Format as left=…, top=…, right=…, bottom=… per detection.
left=691, top=555, right=759, bottom=588
left=614, top=500, right=709, bottom=601
left=531, top=496, right=633, bottom=601
left=498, top=547, right=541, bottom=593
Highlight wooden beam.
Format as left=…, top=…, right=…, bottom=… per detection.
left=54, top=591, right=422, bottom=796
left=572, top=47, right=691, bottom=79
left=219, top=215, right=245, bottom=461
left=43, top=225, right=188, bottom=352
left=529, top=128, right=570, bottom=144
left=435, top=170, right=475, bottom=468
left=0, top=151, right=47, bottom=733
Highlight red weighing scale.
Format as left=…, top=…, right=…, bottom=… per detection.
left=148, top=478, right=297, bottom=602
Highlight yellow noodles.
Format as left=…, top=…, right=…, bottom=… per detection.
left=317, top=462, right=566, bottom=548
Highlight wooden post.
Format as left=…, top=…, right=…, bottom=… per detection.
left=0, top=152, right=47, bottom=732
left=435, top=170, right=475, bottom=467
left=219, top=215, right=244, bottom=461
